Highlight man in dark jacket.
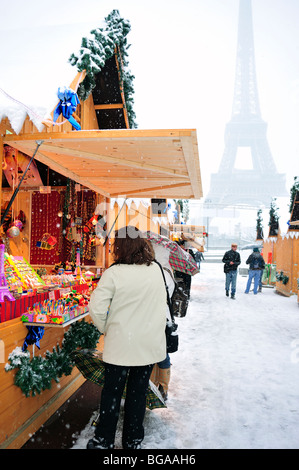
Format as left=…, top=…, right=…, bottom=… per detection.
left=222, top=243, right=241, bottom=299
left=245, top=247, right=265, bottom=295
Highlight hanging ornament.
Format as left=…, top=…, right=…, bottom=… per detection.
left=13, top=211, right=26, bottom=232
left=7, top=226, right=20, bottom=238
left=57, top=210, right=63, bottom=218
left=84, top=214, right=99, bottom=233
left=13, top=219, right=23, bottom=231
left=36, top=233, right=57, bottom=250
left=89, top=235, right=104, bottom=246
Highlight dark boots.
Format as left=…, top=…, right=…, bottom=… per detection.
left=87, top=437, right=114, bottom=449
left=87, top=436, right=142, bottom=450
left=226, top=289, right=235, bottom=299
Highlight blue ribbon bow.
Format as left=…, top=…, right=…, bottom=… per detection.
left=22, top=326, right=45, bottom=351
left=53, top=86, right=81, bottom=130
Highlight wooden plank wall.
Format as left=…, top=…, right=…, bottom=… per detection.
left=263, top=238, right=278, bottom=264
left=275, top=236, right=299, bottom=296
left=19, top=93, right=99, bottom=135
left=1, top=190, right=31, bottom=261
left=0, top=316, right=98, bottom=449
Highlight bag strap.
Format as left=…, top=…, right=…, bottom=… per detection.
left=109, top=260, right=175, bottom=321
left=153, top=260, right=175, bottom=321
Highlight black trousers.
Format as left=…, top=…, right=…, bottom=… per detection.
left=95, top=362, right=153, bottom=448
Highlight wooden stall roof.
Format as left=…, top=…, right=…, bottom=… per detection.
left=3, top=129, right=202, bottom=199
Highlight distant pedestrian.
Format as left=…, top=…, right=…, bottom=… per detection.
left=222, top=243, right=241, bottom=299
left=174, top=239, right=192, bottom=302
left=244, top=247, right=265, bottom=295
left=194, top=250, right=204, bottom=271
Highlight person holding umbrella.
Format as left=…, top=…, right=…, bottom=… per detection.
left=87, top=226, right=167, bottom=449
left=143, top=231, right=199, bottom=316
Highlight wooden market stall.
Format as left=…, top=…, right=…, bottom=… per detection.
left=275, top=232, right=299, bottom=296
left=261, top=208, right=281, bottom=286
left=274, top=192, right=299, bottom=297
left=262, top=236, right=279, bottom=265
left=169, top=224, right=206, bottom=251
left=0, top=16, right=203, bottom=448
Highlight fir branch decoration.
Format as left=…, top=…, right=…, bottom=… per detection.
left=289, top=177, right=299, bottom=214
left=69, top=9, right=137, bottom=128
left=174, top=199, right=190, bottom=223
left=276, top=271, right=289, bottom=285
left=256, top=209, right=264, bottom=240
left=268, top=198, right=280, bottom=236
left=5, top=320, right=101, bottom=397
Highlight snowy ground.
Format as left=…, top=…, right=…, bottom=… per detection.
left=72, top=257, right=299, bottom=450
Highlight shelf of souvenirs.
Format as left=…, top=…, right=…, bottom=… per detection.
left=21, top=293, right=90, bottom=328
left=3, top=253, right=103, bottom=300
left=0, top=255, right=104, bottom=324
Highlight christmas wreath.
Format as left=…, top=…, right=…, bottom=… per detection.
left=5, top=320, right=101, bottom=397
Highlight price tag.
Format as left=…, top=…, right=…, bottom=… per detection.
left=60, top=287, right=71, bottom=296
left=49, top=290, right=55, bottom=300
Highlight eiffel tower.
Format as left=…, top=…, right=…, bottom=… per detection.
left=205, top=0, right=288, bottom=208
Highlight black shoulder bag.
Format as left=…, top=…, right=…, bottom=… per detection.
left=154, top=260, right=179, bottom=354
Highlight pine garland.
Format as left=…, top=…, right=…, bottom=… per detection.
left=174, top=199, right=190, bottom=223
left=256, top=209, right=264, bottom=240
left=289, top=177, right=299, bottom=214
left=276, top=271, right=289, bottom=285
left=5, top=320, right=101, bottom=397
left=268, top=198, right=280, bottom=236
left=69, top=9, right=137, bottom=128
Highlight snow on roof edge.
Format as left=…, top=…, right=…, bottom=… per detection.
left=0, top=87, right=49, bottom=134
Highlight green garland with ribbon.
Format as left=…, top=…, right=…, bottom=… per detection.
left=5, top=320, right=101, bottom=397
left=69, top=9, right=137, bottom=128
left=276, top=270, right=289, bottom=285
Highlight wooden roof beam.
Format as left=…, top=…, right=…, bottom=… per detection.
left=35, top=150, right=110, bottom=197
left=38, top=143, right=189, bottom=178
left=111, top=182, right=192, bottom=197
left=94, top=104, right=124, bottom=110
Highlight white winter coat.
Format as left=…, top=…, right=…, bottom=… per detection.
left=88, top=262, right=167, bottom=366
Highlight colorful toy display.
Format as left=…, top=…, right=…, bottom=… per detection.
left=21, top=289, right=90, bottom=325
left=4, top=254, right=45, bottom=293
left=0, top=244, right=15, bottom=302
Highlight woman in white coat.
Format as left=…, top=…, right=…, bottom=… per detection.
left=87, top=226, right=167, bottom=449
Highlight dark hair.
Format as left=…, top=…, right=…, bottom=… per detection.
left=112, top=226, right=154, bottom=265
